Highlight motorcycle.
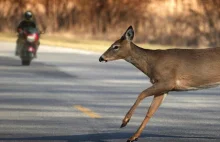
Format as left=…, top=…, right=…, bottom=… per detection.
left=18, top=27, right=41, bottom=66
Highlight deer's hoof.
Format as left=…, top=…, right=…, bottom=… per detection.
left=126, top=137, right=138, bottom=142
left=120, top=118, right=130, bottom=128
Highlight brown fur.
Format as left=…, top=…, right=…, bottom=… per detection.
left=99, top=26, right=220, bottom=142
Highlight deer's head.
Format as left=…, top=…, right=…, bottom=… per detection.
left=99, top=26, right=134, bottom=62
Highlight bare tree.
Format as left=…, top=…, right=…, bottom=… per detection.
left=0, top=0, right=219, bottom=47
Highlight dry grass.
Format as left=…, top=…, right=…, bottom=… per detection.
left=0, top=32, right=174, bottom=53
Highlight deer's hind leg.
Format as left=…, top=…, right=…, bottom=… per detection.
left=127, top=93, right=167, bottom=142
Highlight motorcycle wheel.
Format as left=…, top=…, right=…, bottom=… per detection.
left=21, top=60, right=31, bottom=66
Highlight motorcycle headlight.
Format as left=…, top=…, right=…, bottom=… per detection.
left=27, top=34, right=36, bottom=42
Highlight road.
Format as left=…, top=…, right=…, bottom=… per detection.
left=0, top=42, right=219, bottom=142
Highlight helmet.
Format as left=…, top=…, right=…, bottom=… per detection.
left=24, top=11, right=33, bottom=20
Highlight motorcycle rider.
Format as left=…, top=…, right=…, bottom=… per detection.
left=15, top=11, right=39, bottom=57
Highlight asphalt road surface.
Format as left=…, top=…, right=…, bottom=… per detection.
left=0, top=42, right=219, bottom=142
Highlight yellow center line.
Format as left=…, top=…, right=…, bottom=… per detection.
left=74, top=105, right=102, bottom=119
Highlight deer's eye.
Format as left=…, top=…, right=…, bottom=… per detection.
left=112, top=45, right=119, bottom=50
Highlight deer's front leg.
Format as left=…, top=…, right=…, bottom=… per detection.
left=121, top=88, right=153, bottom=128
left=127, top=93, right=167, bottom=142
left=121, top=83, right=172, bottom=128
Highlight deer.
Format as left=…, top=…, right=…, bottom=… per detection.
left=99, top=26, right=220, bottom=142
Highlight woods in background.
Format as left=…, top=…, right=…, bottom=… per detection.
left=0, top=0, right=219, bottom=47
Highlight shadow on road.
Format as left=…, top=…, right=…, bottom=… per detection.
left=0, top=132, right=219, bottom=142
left=0, top=56, right=76, bottom=79
left=0, top=56, right=24, bottom=66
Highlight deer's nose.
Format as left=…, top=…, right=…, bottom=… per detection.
left=99, top=56, right=104, bottom=62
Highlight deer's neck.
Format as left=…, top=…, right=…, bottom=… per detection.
left=125, top=42, right=154, bottom=77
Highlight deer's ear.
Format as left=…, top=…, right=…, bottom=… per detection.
left=121, top=26, right=134, bottom=41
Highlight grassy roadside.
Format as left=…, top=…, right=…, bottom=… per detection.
left=0, top=32, right=173, bottom=53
